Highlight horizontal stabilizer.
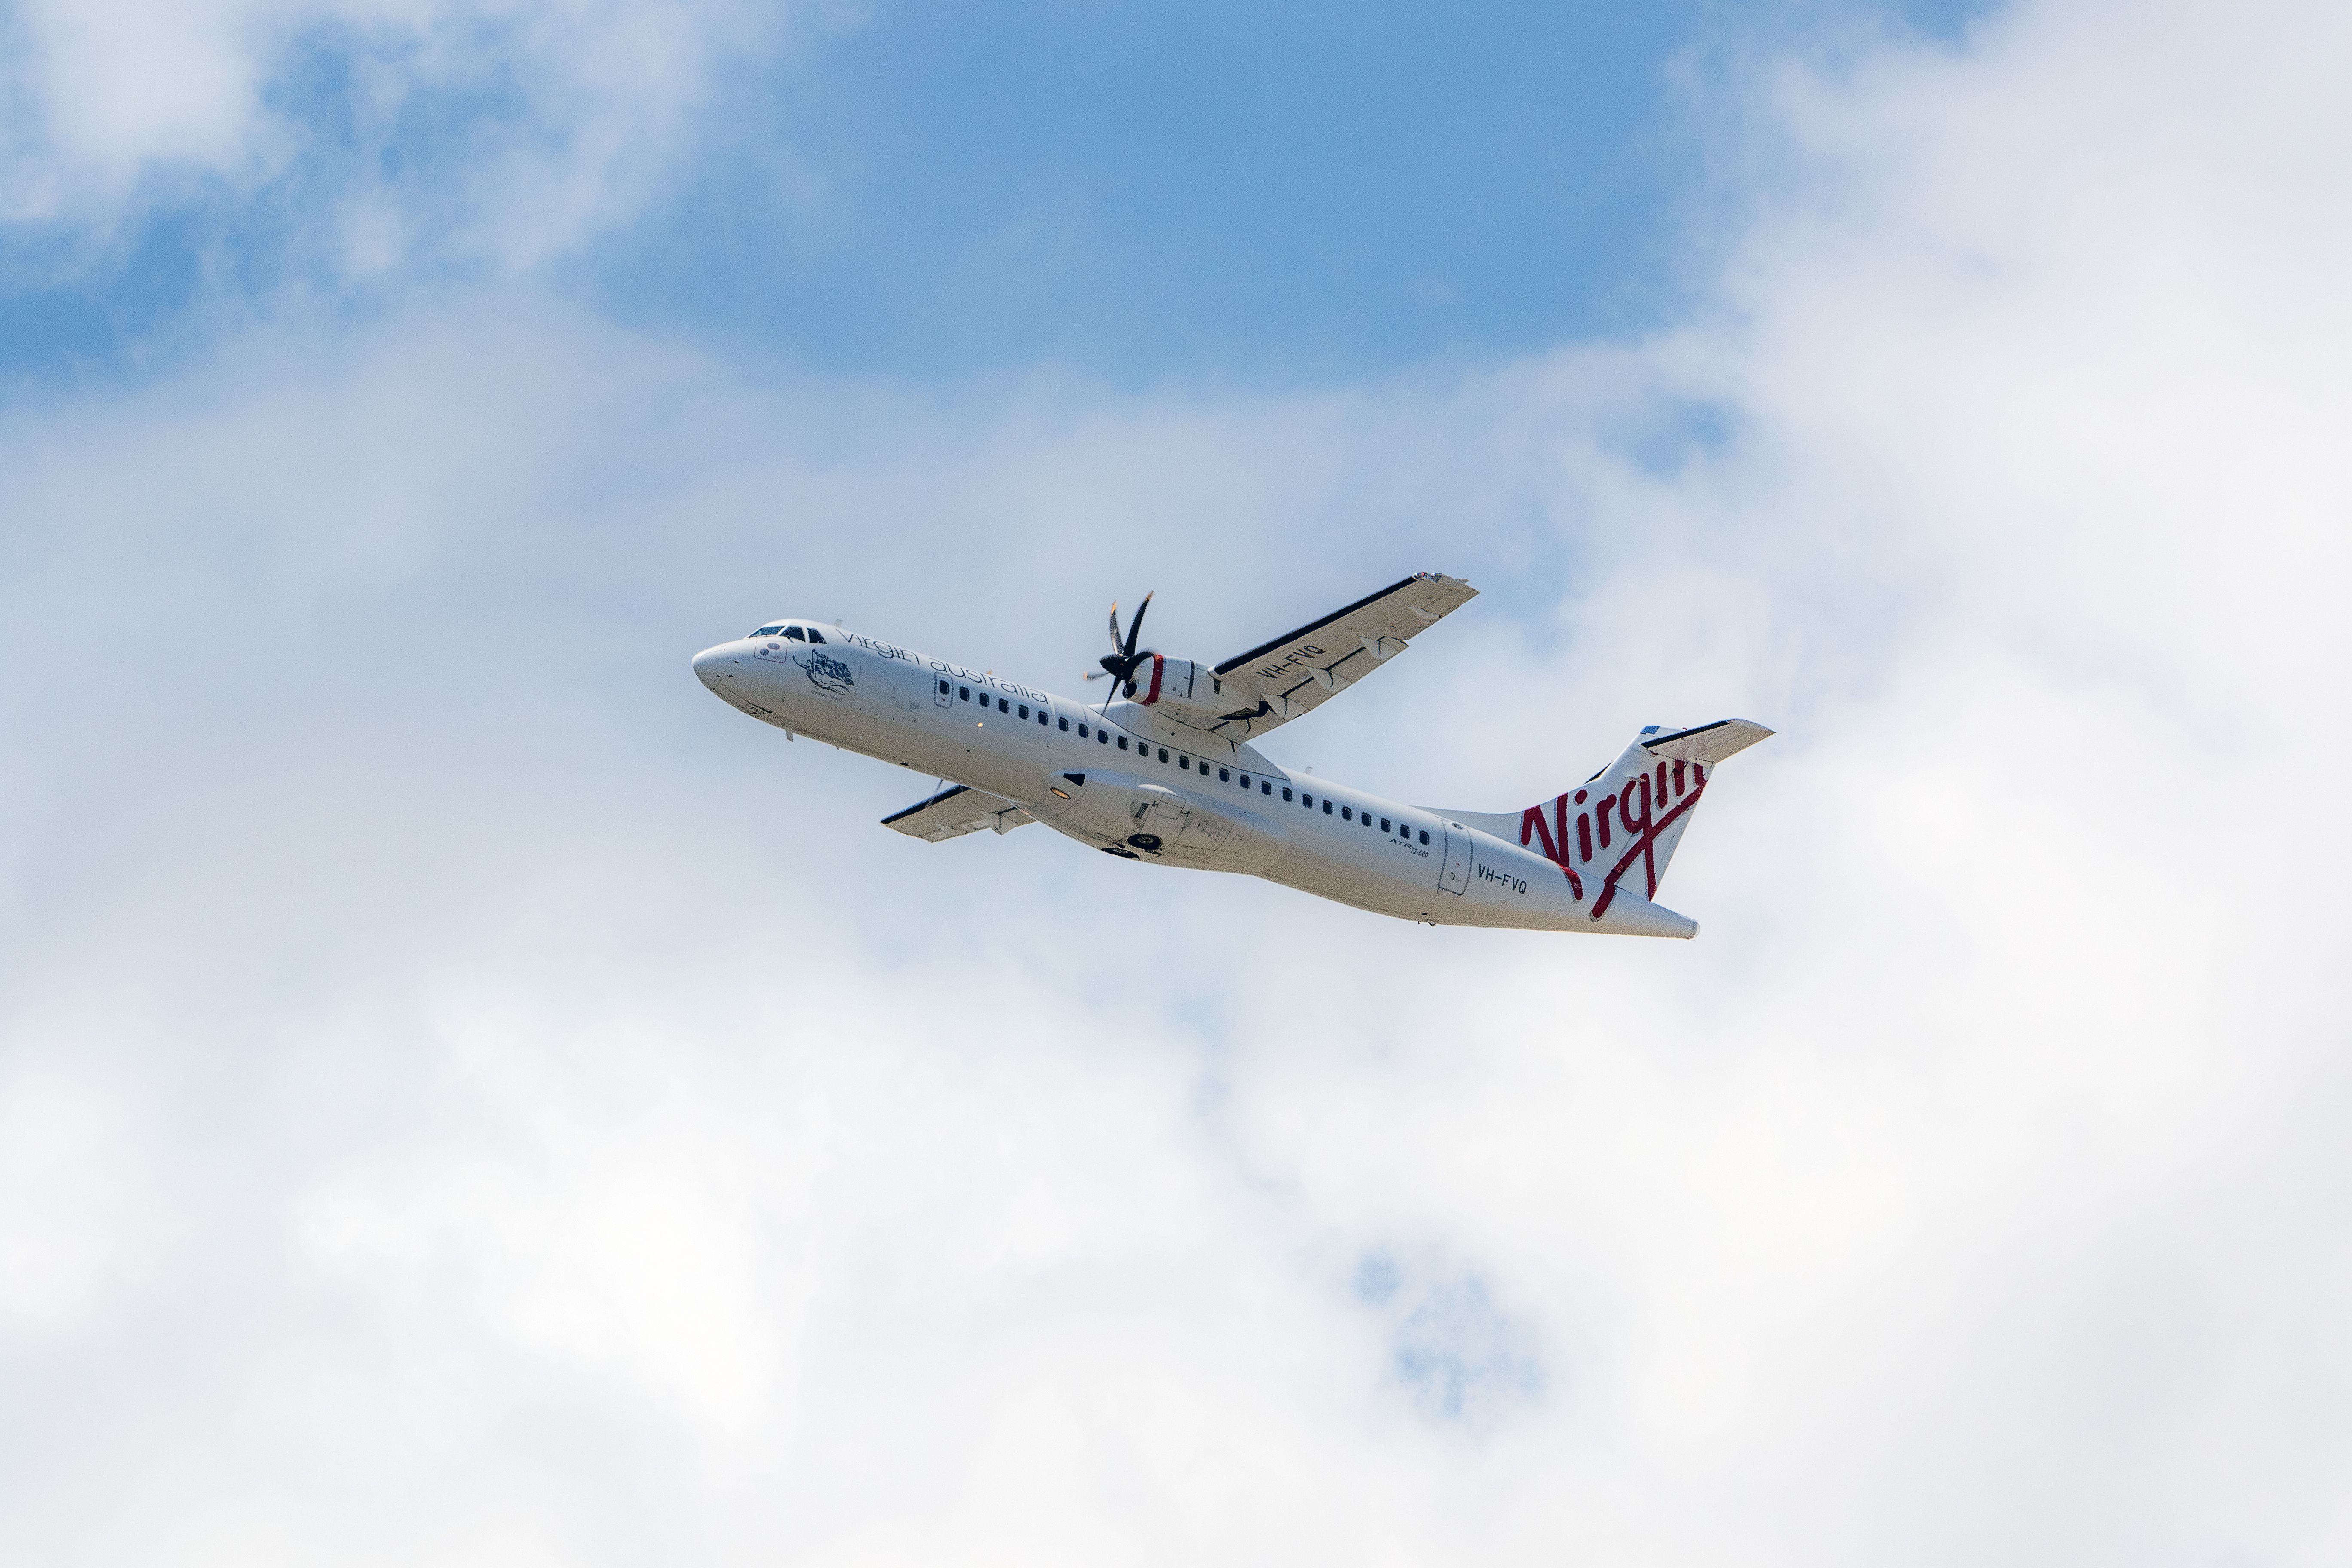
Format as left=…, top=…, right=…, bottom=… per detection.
left=883, top=785, right=1035, bottom=842
left=1641, top=718, right=1774, bottom=767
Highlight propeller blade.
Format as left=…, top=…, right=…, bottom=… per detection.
left=1123, top=591, right=1154, bottom=659
left=1091, top=590, right=1158, bottom=716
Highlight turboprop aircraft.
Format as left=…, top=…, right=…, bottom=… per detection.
left=689, top=574, right=1769, bottom=936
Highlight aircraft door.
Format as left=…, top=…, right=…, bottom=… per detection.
left=1439, top=822, right=1470, bottom=895
left=855, top=655, right=922, bottom=722
left=891, top=661, right=924, bottom=717
left=932, top=673, right=953, bottom=708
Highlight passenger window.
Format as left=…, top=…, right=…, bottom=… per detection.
left=1282, top=787, right=1292, bottom=802
left=1219, top=768, right=1231, bottom=782
left=1077, top=724, right=1088, bottom=737
left=1418, top=830, right=1430, bottom=845
left=1058, top=717, right=1069, bottom=731
left=1323, top=799, right=1333, bottom=814
left=1341, top=807, right=1352, bottom=821
left=1381, top=818, right=1391, bottom=833
left=1018, top=704, right=1029, bottom=720
left=1097, top=729, right=1108, bottom=744
left=999, top=698, right=1010, bottom=713
left=1262, top=781, right=1272, bottom=795
left=959, top=686, right=970, bottom=701
left=1118, top=736, right=1129, bottom=750
left=1039, top=710, right=1049, bottom=726
left=1158, top=748, right=1168, bottom=763
left=806, top=629, right=827, bottom=643
left=937, top=679, right=950, bottom=694
left=784, top=625, right=806, bottom=641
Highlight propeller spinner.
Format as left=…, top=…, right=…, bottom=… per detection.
left=1086, top=591, right=1156, bottom=698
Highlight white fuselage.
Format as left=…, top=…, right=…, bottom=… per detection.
left=691, top=624, right=1696, bottom=935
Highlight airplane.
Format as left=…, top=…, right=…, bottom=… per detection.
left=689, top=573, right=1770, bottom=936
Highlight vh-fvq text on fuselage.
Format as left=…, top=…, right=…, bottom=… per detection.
left=689, top=574, right=1771, bottom=935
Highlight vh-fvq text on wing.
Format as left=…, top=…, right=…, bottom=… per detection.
left=1205, top=572, right=1476, bottom=741
left=1084, top=572, right=1479, bottom=745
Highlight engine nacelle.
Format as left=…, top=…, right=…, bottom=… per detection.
left=1030, top=768, right=1289, bottom=873
left=1125, top=655, right=1246, bottom=725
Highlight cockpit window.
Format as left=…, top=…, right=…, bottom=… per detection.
left=784, top=625, right=807, bottom=641
left=751, top=624, right=786, bottom=637
left=806, top=628, right=827, bottom=643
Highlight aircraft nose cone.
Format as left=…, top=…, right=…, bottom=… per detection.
left=691, top=644, right=732, bottom=689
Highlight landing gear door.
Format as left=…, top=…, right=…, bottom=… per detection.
left=1439, top=822, right=1471, bottom=896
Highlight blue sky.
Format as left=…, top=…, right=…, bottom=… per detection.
left=3, top=0, right=1987, bottom=390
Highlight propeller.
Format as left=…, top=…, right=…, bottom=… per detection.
left=1084, top=591, right=1156, bottom=699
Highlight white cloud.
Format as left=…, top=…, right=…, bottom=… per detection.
left=0, top=0, right=802, bottom=268
left=3, top=0, right=2351, bottom=1562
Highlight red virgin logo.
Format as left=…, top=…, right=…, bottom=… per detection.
left=1520, top=757, right=1708, bottom=917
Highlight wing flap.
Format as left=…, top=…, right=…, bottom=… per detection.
left=882, top=785, right=1035, bottom=842
left=1205, top=572, right=1476, bottom=740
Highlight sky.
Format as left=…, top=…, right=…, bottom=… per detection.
left=3, top=1, right=2350, bottom=1565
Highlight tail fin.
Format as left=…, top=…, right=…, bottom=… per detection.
left=1486, top=719, right=1773, bottom=916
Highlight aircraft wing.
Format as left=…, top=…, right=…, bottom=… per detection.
left=1206, top=572, right=1477, bottom=742
left=882, top=785, right=1035, bottom=842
